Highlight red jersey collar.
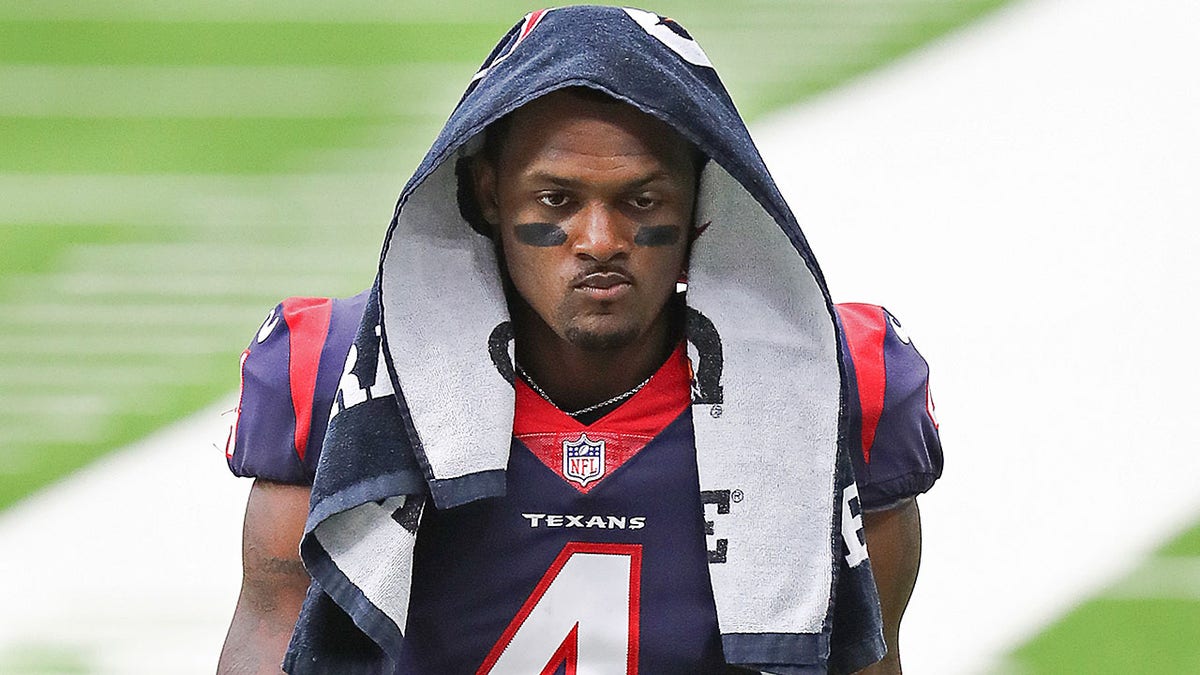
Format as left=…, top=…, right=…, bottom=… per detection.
left=513, top=342, right=690, bottom=437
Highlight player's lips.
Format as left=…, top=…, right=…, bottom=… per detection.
left=572, top=271, right=633, bottom=299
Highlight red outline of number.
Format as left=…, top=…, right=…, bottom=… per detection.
left=476, top=542, right=642, bottom=674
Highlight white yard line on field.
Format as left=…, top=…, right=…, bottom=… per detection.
left=12, top=270, right=354, bottom=298
left=2, top=0, right=1197, bottom=672
left=0, top=0, right=531, bottom=23
left=60, top=242, right=368, bottom=271
left=0, top=363, right=182, bottom=386
left=0, top=172, right=400, bottom=227
left=0, top=65, right=464, bottom=118
left=0, top=332, right=242, bottom=356
left=4, top=301, right=269, bottom=325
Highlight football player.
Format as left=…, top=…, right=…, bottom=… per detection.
left=219, top=294, right=940, bottom=674
left=218, top=7, right=942, bottom=674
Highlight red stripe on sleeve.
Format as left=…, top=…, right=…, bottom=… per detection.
left=281, top=297, right=334, bottom=461
left=836, top=303, right=888, bottom=464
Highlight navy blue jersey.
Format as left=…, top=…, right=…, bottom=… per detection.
left=392, top=345, right=733, bottom=672
left=226, top=295, right=942, bottom=512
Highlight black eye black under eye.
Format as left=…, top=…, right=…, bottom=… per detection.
left=514, top=222, right=568, bottom=247
left=633, top=225, right=682, bottom=247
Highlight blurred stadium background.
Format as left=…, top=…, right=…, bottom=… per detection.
left=2, top=0, right=1197, bottom=672
left=0, top=0, right=1007, bottom=510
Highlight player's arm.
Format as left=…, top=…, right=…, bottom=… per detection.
left=836, top=303, right=942, bottom=674
left=218, top=296, right=365, bottom=672
left=218, top=479, right=312, bottom=674
left=855, top=498, right=921, bottom=675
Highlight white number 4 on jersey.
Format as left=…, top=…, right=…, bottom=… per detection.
left=478, top=543, right=642, bottom=674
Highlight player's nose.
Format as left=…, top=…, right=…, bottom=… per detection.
left=572, top=202, right=631, bottom=262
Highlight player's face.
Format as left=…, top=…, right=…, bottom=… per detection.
left=475, top=90, right=696, bottom=352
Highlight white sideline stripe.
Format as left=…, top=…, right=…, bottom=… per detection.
left=3, top=1, right=1199, bottom=673
left=1104, top=558, right=1200, bottom=601
left=0, top=399, right=249, bottom=674
left=0, top=65, right=465, bottom=118
left=755, top=0, right=1200, bottom=671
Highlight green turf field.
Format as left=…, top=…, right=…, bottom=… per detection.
left=1001, top=518, right=1200, bottom=673
left=0, top=0, right=1008, bottom=510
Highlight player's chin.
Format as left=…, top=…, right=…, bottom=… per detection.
left=563, top=319, right=640, bottom=352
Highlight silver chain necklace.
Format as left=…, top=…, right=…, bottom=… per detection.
left=515, top=363, right=653, bottom=418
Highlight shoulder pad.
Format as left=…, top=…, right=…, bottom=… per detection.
left=225, top=291, right=368, bottom=484
left=836, top=303, right=943, bottom=510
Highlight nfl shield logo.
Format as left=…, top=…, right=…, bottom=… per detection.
left=562, top=433, right=605, bottom=487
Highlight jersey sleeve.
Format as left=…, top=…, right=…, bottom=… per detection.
left=836, top=303, right=943, bottom=512
left=224, top=291, right=369, bottom=485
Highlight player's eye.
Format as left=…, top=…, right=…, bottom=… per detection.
left=629, top=195, right=657, bottom=210
left=537, top=192, right=569, bottom=208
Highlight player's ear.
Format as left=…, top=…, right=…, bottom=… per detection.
left=471, top=155, right=500, bottom=231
